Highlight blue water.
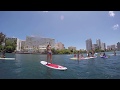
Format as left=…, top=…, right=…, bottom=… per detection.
left=0, top=51, right=120, bottom=79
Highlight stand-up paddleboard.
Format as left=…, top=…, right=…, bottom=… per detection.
left=0, top=58, right=15, bottom=60
left=70, top=57, right=89, bottom=60
left=108, top=54, right=120, bottom=56
left=89, top=56, right=97, bottom=58
left=70, top=56, right=97, bottom=60
left=40, top=61, right=67, bottom=70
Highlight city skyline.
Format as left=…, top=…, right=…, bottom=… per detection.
left=4, top=35, right=118, bottom=51
left=0, top=11, right=120, bottom=50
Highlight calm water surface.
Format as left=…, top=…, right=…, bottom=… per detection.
left=0, top=51, right=120, bottom=79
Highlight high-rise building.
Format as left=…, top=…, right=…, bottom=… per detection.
left=96, top=39, right=101, bottom=49
left=86, top=38, right=92, bottom=51
left=107, top=45, right=111, bottom=50
left=117, top=42, right=120, bottom=50
left=101, top=42, right=106, bottom=50
left=92, top=44, right=98, bottom=50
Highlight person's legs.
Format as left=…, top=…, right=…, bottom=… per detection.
left=1, top=55, right=4, bottom=58
left=50, top=53, right=52, bottom=63
left=47, top=53, right=49, bottom=64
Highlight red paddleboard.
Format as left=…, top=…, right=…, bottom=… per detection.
left=40, top=61, right=67, bottom=70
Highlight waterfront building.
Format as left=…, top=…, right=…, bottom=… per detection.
left=96, top=39, right=101, bottom=49
left=86, top=38, right=92, bottom=51
left=24, top=36, right=55, bottom=52
left=101, top=42, right=106, bottom=50
left=111, top=44, right=116, bottom=50
left=117, top=42, right=120, bottom=50
left=55, top=42, right=64, bottom=50
left=107, top=45, right=111, bottom=50
left=21, top=40, right=26, bottom=51
left=92, top=44, right=98, bottom=50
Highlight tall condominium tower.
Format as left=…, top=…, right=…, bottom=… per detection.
left=86, top=38, right=92, bottom=51
left=96, top=39, right=101, bottom=49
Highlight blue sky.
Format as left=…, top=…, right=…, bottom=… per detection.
left=0, top=11, right=120, bottom=50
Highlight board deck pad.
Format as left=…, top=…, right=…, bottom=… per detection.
left=40, top=61, right=67, bottom=70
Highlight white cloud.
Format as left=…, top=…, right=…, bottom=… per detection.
left=113, top=24, right=119, bottom=30
left=43, top=11, right=48, bottom=13
left=109, top=11, right=115, bottom=17
left=60, top=15, right=64, bottom=20
left=12, top=36, right=16, bottom=38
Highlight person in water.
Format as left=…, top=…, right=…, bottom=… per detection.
left=99, top=52, right=102, bottom=57
left=87, top=51, right=90, bottom=57
left=74, top=52, right=76, bottom=58
left=89, top=51, right=92, bottom=56
left=91, top=48, right=95, bottom=57
left=114, top=50, right=116, bottom=56
left=103, top=52, right=106, bottom=57
left=81, top=54, right=84, bottom=58
left=77, top=51, right=80, bottom=59
left=46, top=44, right=52, bottom=64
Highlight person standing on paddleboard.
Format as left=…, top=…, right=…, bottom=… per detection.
left=114, top=50, right=116, bottom=56
left=77, top=51, right=80, bottom=59
left=91, top=48, right=95, bottom=57
left=46, top=43, right=52, bottom=64
left=0, top=49, right=6, bottom=58
left=103, top=52, right=106, bottom=57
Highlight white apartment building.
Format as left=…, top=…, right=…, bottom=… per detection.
left=55, top=42, right=64, bottom=50
left=24, top=36, right=55, bottom=52
left=16, top=38, right=22, bottom=51
left=68, top=46, right=76, bottom=51
left=21, top=40, right=26, bottom=51
left=39, top=45, right=47, bottom=53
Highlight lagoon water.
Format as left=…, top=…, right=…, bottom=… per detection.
left=0, top=51, right=120, bottom=79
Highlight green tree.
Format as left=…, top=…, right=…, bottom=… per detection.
left=0, top=45, right=4, bottom=50
left=5, top=39, right=13, bottom=46
left=51, top=48, right=56, bottom=54
left=6, top=46, right=13, bottom=52
left=5, top=39, right=16, bottom=52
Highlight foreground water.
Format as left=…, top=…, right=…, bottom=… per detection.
left=0, top=51, right=120, bottom=79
